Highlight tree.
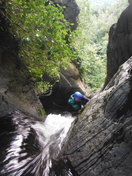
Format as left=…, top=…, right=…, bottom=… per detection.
left=6, top=0, right=76, bottom=93
left=75, top=0, right=128, bottom=91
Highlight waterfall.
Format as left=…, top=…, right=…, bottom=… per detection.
left=0, top=111, right=76, bottom=176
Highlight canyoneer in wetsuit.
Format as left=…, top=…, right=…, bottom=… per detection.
left=68, top=92, right=90, bottom=115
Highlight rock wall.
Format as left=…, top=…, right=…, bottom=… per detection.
left=105, top=2, right=132, bottom=86
left=0, top=3, right=44, bottom=119
left=63, top=57, right=132, bottom=176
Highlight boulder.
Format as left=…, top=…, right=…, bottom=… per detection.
left=105, top=3, right=132, bottom=86
left=63, top=57, right=132, bottom=176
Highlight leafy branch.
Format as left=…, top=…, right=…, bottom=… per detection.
left=6, top=0, right=76, bottom=93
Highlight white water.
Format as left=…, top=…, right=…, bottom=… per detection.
left=31, top=114, right=75, bottom=176
left=33, top=114, right=74, bottom=149
left=1, top=113, right=75, bottom=176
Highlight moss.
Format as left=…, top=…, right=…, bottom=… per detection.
left=38, top=108, right=45, bottom=117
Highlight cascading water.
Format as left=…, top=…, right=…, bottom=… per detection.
left=0, top=111, right=76, bottom=176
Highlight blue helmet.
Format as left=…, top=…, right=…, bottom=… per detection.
left=73, top=92, right=84, bottom=100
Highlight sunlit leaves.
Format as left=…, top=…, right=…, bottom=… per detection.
left=6, top=0, right=76, bottom=93
left=75, top=0, right=106, bottom=91
left=75, top=0, right=127, bottom=91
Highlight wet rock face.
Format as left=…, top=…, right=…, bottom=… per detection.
left=105, top=4, right=132, bottom=86
left=0, top=8, right=43, bottom=119
left=63, top=58, right=132, bottom=176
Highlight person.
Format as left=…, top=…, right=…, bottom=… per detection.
left=68, top=91, right=90, bottom=115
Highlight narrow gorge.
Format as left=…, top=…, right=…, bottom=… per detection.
left=0, top=0, right=132, bottom=176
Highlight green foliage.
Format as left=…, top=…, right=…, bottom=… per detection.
left=75, top=0, right=128, bottom=91
left=38, top=108, right=45, bottom=117
left=6, top=0, right=76, bottom=93
left=75, top=0, right=107, bottom=91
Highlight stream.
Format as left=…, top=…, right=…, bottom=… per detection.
left=0, top=111, right=76, bottom=176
